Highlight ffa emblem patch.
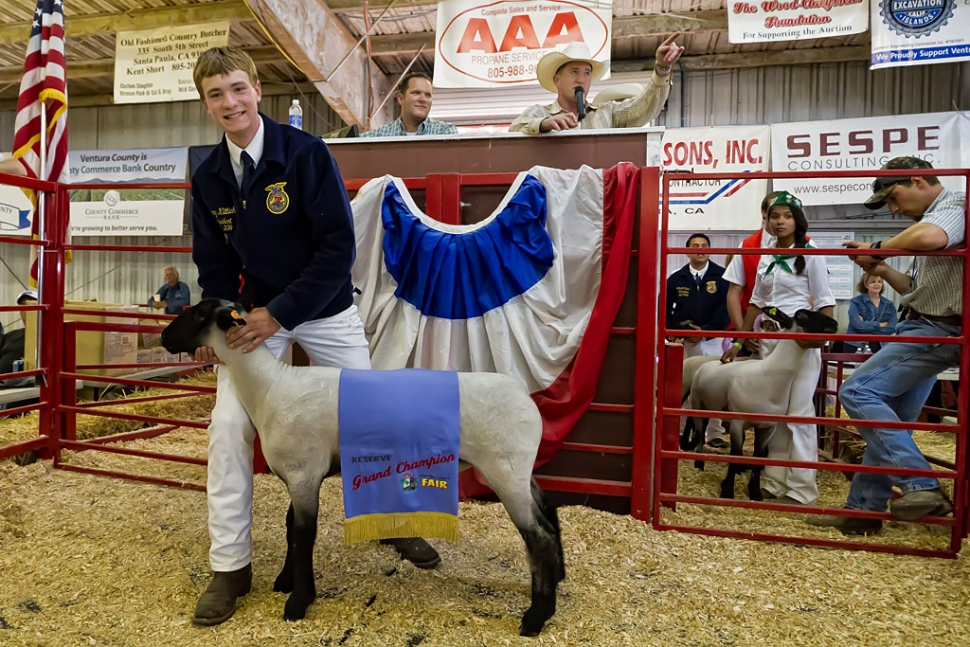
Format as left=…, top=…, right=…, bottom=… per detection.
left=265, top=182, right=290, bottom=214
left=706, top=280, right=717, bottom=294
left=401, top=474, right=416, bottom=491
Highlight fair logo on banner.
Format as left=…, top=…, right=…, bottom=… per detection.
left=728, top=0, right=869, bottom=44
left=434, top=0, right=612, bottom=88
left=663, top=126, right=770, bottom=231
left=68, top=147, right=188, bottom=237
left=871, top=1, right=970, bottom=69
left=770, top=112, right=967, bottom=206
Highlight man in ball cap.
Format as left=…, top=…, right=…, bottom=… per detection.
left=509, top=34, right=684, bottom=135
left=809, top=156, right=965, bottom=534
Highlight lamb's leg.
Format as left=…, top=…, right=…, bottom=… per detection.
left=282, top=481, right=322, bottom=621
left=720, top=419, right=746, bottom=499
left=681, top=414, right=707, bottom=471
left=487, top=474, right=562, bottom=637
left=748, top=425, right=774, bottom=502
left=273, top=503, right=296, bottom=594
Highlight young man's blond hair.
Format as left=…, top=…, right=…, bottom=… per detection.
left=193, top=47, right=259, bottom=96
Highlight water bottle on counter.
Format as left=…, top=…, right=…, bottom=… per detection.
left=288, top=99, right=303, bottom=130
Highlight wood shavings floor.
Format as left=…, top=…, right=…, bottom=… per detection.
left=1, top=460, right=968, bottom=647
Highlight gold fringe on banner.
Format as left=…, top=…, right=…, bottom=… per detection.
left=344, top=511, right=460, bottom=546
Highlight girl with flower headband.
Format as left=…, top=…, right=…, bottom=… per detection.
left=720, top=191, right=835, bottom=505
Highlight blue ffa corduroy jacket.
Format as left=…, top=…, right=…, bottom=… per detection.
left=665, top=261, right=730, bottom=331
left=190, top=114, right=355, bottom=331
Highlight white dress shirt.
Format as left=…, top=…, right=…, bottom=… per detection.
left=225, top=117, right=266, bottom=189
left=750, top=243, right=835, bottom=314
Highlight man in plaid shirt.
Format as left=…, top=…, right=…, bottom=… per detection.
left=810, top=157, right=965, bottom=535
left=362, top=72, right=458, bottom=137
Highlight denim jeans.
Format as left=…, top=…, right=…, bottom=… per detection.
left=840, top=318, right=961, bottom=512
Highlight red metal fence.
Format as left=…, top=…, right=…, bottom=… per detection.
left=2, top=167, right=967, bottom=558
left=654, top=168, right=970, bottom=558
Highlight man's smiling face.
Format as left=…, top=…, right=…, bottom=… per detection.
left=200, top=69, right=262, bottom=148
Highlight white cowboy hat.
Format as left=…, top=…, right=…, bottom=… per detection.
left=591, top=83, right=645, bottom=107
left=535, top=42, right=606, bottom=93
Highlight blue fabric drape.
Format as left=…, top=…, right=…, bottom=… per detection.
left=380, top=177, right=554, bottom=320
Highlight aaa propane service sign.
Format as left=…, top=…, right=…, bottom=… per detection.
left=434, top=0, right=613, bottom=88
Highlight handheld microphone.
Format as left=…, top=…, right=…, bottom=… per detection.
left=574, top=86, right=586, bottom=123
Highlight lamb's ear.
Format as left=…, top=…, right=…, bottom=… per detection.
left=215, top=306, right=246, bottom=331
left=764, top=306, right=793, bottom=330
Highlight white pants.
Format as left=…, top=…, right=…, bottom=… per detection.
left=759, top=338, right=821, bottom=504
left=684, top=338, right=726, bottom=441
left=207, top=304, right=371, bottom=572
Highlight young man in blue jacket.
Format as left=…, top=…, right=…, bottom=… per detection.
left=666, top=233, right=731, bottom=448
left=189, top=46, right=439, bottom=627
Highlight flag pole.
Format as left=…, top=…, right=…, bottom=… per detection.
left=35, top=102, right=47, bottom=372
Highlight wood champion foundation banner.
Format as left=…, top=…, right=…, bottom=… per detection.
left=728, top=0, right=869, bottom=44
left=434, top=0, right=612, bottom=88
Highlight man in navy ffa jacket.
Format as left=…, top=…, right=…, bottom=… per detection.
left=189, top=47, right=439, bottom=627
left=666, top=233, right=731, bottom=448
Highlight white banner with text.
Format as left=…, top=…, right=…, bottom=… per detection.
left=871, top=1, right=970, bottom=69
left=434, top=0, right=612, bottom=88
left=68, top=148, right=188, bottom=237
left=770, top=112, right=968, bottom=206
left=663, top=125, right=771, bottom=231
left=0, top=182, right=33, bottom=237
left=114, top=21, right=229, bottom=104
left=729, top=0, right=869, bottom=44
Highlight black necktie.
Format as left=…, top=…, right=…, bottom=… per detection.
left=694, top=273, right=703, bottom=287
left=240, top=151, right=255, bottom=202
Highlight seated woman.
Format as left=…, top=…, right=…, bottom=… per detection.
left=845, top=273, right=898, bottom=353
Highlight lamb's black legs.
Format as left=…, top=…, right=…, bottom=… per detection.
left=720, top=419, right=747, bottom=499
left=747, top=426, right=774, bottom=502
left=510, top=478, right=564, bottom=637
left=281, top=494, right=319, bottom=620
left=273, top=503, right=296, bottom=594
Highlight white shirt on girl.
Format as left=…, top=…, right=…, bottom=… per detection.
left=750, top=243, right=835, bottom=315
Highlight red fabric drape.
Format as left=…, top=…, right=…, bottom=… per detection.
left=459, top=162, right=639, bottom=498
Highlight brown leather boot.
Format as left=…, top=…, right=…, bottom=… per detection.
left=192, top=564, right=253, bottom=626
left=380, top=538, right=441, bottom=569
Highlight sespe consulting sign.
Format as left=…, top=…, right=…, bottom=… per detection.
left=434, top=0, right=612, bottom=88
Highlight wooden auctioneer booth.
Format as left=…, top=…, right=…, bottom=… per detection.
left=327, top=128, right=664, bottom=515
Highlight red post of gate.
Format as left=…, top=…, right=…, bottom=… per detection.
left=631, top=166, right=661, bottom=521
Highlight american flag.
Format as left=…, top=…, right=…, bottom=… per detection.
left=12, top=0, right=69, bottom=283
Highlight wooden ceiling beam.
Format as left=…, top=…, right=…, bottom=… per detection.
left=0, top=0, right=253, bottom=45
left=326, top=0, right=434, bottom=10
left=365, top=11, right=728, bottom=56
left=244, top=0, right=390, bottom=127
left=611, top=46, right=870, bottom=73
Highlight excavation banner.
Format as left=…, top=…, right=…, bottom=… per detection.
left=871, top=1, right=970, bottom=69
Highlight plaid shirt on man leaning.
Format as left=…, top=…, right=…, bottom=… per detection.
left=901, top=188, right=966, bottom=318
left=362, top=117, right=458, bottom=137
